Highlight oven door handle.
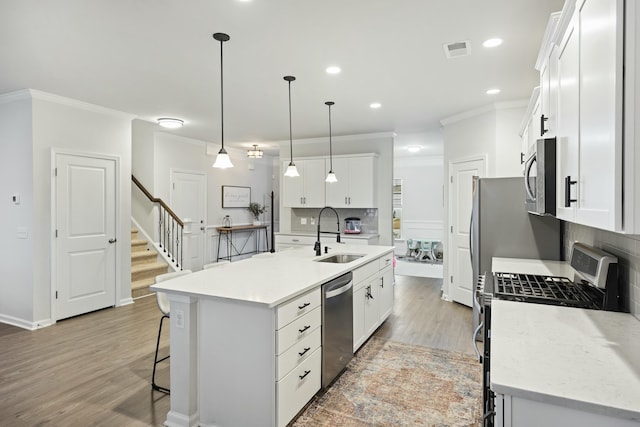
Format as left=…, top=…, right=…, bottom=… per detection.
left=473, top=322, right=483, bottom=363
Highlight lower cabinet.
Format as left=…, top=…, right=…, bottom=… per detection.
left=352, top=252, right=394, bottom=352
left=494, top=393, right=638, bottom=427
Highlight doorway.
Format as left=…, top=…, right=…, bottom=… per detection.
left=448, top=156, right=486, bottom=307
left=171, top=170, right=207, bottom=271
left=53, top=152, right=117, bottom=320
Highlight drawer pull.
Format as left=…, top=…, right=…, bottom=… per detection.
left=299, top=370, right=311, bottom=380
left=292, top=239, right=300, bottom=242
left=298, top=325, right=311, bottom=333
left=297, top=302, right=311, bottom=310
left=298, top=347, right=311, bottom=357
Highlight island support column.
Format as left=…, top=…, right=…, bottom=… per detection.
left=164, top=294, right=199, bottom=427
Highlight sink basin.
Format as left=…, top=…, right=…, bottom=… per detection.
left=314, top=253, right=365, bottom=264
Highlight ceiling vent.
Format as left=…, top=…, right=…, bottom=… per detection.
left=443, top=40, right=471, bottom=58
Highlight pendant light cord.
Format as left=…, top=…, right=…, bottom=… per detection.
left=219, top=39, right=225, bottom=150
left=288, top=80, right=293, bottom=162
left=328, top=103, right=333, bottom=170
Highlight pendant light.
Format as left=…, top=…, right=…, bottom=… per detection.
left=212, top=32, right=233, bottom=169
left=325, top=101, right=338, bottom=183
left=283, top=76, right=299, bottom=177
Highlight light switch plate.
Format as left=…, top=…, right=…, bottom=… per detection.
left=301, top=218, right=307, bottom=225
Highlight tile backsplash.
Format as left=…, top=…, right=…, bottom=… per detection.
left=563, top=222, right=640, bottom=318
left=290, top=208, right=378, bottom=235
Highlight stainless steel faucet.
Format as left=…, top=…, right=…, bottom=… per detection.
left=315, top=206, right=341, bottom=255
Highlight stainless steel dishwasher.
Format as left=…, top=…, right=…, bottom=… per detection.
left=321, top=271, right=354, bottom=389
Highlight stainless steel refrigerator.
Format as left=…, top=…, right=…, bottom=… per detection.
left=471, top=176, right=563, bottom=335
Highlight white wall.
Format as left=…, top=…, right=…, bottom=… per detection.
left=0, top=94, right=34, bottom=326
left=131, top=119, right=157, bottom=236
left=278, top=133, right=394, bottom=246
left=0, top=89, right=133, bottom=328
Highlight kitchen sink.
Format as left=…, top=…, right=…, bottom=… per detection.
left=314, top=253, right=365, bottom=264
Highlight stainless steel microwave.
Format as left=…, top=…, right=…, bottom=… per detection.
left=524, top=137, right=556, bottom=215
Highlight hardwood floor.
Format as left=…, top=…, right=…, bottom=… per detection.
left=0, top=274, right=475, bottom=426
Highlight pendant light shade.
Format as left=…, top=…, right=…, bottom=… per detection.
left=325, top=101, right=338, bottom=183
left=212, top=32, right=233, bottom=169
left=283, top=76, right=299, bottom=177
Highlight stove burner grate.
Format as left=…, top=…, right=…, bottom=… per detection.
left=493, top=272, right=604, bottom=309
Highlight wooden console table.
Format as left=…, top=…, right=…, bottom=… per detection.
left=216, top=225, right=269, bottom=261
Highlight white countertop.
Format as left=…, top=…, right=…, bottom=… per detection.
left=491, top=299, right=640, bottom=421
left=276, top=231, right=379, bottom=240
left=492, top=257, right=575, bottom=278
left=150, top=244, right=393, bottom=308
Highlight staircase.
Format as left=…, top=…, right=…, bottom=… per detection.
left=131, top=228, right=169, bottom=299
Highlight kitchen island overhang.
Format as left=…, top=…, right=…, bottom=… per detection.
left=151, top=244, right=394, bottom=427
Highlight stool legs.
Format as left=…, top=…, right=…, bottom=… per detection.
left=151, top=314, right=170, bottom=394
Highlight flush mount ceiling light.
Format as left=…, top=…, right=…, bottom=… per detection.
left=247, top=144, right=263, bottom=158
left=326, top=66, right=341, bottom=75
left=157, top=118, right=184, bottom=129
left=212, top=32, right=234, bottom=169
left=407, top=145, right=421, bottom=153
left=486, top=88, right=501, bottom=95
left=483, top=38, right=503, bottom=48
left=325, top=101, right=337, bottom=183
left=283, top=76, right=299, bottom=177
left=369, top=102, right=382, bottom=109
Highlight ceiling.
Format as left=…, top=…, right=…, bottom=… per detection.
left=0, top=0, right=564, bottom=156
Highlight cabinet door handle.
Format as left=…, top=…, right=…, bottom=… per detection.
left=348, top=197, right=351, bottom=204
left=298, top=325, right=311, bottom=333
left=298, top=347, right=311, bottom=357
left=540, top=114, right=548, bottom=136
left=297, top=302, right=311, bottom=310
left=365, top=285, right=374, bottom=300
left=564, top=175, right=577, bottom=207
left=299, top=370, right=311, bottom=380
left=345, top=197, right=348, bottom=204
left=380, top=277, right=384, bottom=288
left=520, top=152, right=525, bottom=165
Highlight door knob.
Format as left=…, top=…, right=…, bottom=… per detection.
left=108, top=238, right=117, bottom=244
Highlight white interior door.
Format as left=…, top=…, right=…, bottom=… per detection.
left=449, top=157, right=486, bottom=307
left=55, top=153, right=117, bottom=320
left=172, top=170, right=206, bottom=270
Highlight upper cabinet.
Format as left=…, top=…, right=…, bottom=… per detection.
left=536, top=0, right=638, bottom=233
left=325, top=155, right=377, bottom=208
left=282, top=158, right=326, bottom=208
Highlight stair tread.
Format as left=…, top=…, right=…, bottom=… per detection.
left=132, top=276, right=156, bottom=290
left=131, top=261, right=168, bottom=274
left=132, top=238, right=148, bottom=245
left=131, top=250, right=158, bottom=259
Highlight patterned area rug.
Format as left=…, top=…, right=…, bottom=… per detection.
left=293, top=337, right=482, bottom=426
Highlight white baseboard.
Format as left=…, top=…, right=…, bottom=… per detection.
left=0, top=313, right=54, bottom=330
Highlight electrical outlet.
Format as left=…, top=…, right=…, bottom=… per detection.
left=310, top=217, right=315, bottom=225
left=175, top=309, right=184, bottom=329
left=301, top=217, right=307, bottom=225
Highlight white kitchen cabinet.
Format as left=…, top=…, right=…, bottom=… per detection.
left=519, top=87, right=540, bottom=170
left=554, top=0, right=627, bottom=232
left=275, top=233, right=379, bottom=251
left=537, top=12, right=561, bottom=140
left=556, top=6, right=580, bottom=223
left=282, top=158, right=326, bottom=208
left=378, top=265, right=394, bottom=321
left=352, top=252, right=395, bottom=352
left=325, top=155, right=377, bottom=208
left=494, top=393, right=639, bottom=427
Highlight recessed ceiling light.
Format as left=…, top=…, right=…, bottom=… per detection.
left=483, top=38, right=503, bottom=48
left=326, top=66, right=341, bottom=75
left=407, top=145, right=421, bottom=153
left=157, top=118, right=184, bottom=129
left=370, top=102, right=381, bottom=109
left=486, top=88, right=500, bottom=95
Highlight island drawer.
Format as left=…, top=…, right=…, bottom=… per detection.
left=276, top=347, right=321, bottom=427
left=276, top=326, right=321, bottom=381
left=276, top=306, right=321, bottom=355
left=352, top=260, right=378, bottom=287
left=277, top=287, right=321, bottom=329
left=379, top=253, right=393, bottom=270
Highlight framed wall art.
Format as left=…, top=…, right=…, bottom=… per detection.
left=222, top=185, right=251, bottom=208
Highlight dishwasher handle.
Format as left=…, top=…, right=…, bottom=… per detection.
left=325, top=281, right=353, bottom=299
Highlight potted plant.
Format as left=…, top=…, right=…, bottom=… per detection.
left=247, top=202, right=266, bottom=225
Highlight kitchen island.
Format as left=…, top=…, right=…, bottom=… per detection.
left=151, top=244, right=394, bottom=427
